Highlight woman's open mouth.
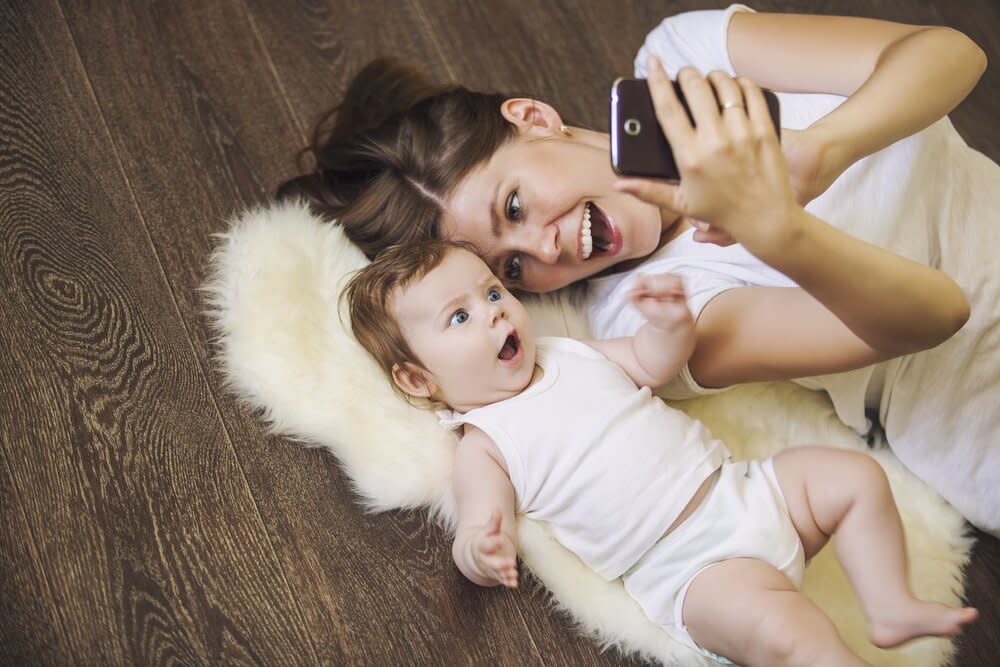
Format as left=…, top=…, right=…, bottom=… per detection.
left=497, top=331, right=523, bottom=365
left=579, top=202, right=622, bottom=260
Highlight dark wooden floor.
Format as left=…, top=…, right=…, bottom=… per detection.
left=2, top=1, right=998, bottom=665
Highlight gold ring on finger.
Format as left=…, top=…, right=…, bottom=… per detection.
left=721, top=100, right=744, bottom=111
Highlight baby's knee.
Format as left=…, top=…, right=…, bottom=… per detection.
left=842, top=450, right=891, bottom=494
left=751, top=602, right=841, bottom=666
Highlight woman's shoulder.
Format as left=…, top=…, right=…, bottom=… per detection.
left=634, top=4, right=755, bottom=78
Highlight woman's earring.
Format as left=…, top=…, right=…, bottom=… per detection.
left=560, top=125, right=572, bottom=137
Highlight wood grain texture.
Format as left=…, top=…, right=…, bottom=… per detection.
left=0, top=455, right=70, bottom=665
left=243, top=0, right=448, bottom=177
left=2, top=2, right=315, bottom=664
left=2, top=0, right=998, bottom=665
left=56, top=0, right=551, bottom=663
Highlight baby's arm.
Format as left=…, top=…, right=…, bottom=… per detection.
left=587, top=273, right=696, bottom=388
left=451, top=426, right=519, bottom=588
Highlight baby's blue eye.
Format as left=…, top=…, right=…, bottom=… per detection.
left=449, top=310, right=469, bottom=326
left=487, top=287, right=502, bottom=302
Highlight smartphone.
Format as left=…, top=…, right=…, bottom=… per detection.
left=610, top=77, right=781, bottom=179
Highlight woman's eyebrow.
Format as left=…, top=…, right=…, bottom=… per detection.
left=489, top=183, right=502, bottom=239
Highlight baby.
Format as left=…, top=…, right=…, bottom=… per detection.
left=343, top=240, right=976, bottom=666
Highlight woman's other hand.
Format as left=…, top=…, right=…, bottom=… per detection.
left=781, top=127, right=850, bottom=205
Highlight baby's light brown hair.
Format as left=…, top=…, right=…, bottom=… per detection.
left=342, top=239, right=477, bottom=396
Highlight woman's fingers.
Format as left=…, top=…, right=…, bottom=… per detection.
left=675, top=67, right=724, bottom=138
left=614, top=177, right=684, bottom=214
left=707, top=70, right=749, bottom=138
left=739, top=76, right=790, bottom=177
left=645, top=56, right=695, bottom=152
left=692, top=225, right=738, bottom=246
left=739, top=77, right=778, bottom=146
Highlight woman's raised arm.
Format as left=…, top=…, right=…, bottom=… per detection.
left=615, top=60, right=969, bottom=380
left=728, top=11, right=987, bottom=203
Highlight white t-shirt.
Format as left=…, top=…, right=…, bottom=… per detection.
left=587, top=4, right=1000, bottom=534
left=439, top=337, right=728, bottom=580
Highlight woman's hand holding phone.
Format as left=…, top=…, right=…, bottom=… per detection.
left=614, top=56, right=803, bottom=258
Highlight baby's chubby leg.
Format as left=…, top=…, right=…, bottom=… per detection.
left=683, top=558, right=866, bottom=666
left=773, top=446, right=978, bottom=648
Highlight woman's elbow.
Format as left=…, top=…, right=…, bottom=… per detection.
left=938, top=27, right=988, bottom=79
left=917, top=289, right=970, bottom=352
left=881, top=289, right=970, bottom=356
left=945, top=291, right=972, bottom=339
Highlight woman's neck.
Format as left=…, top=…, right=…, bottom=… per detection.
left=593, top=213, right=689, bottom=279
left=661, top=211, right=690, bottom=244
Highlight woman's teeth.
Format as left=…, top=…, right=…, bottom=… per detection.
left=581, top=204, right=593, bottom=260
left=581, top=202, right=613, bottom=259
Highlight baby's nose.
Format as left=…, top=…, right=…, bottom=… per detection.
left=489, top=304, right=507, bottom=325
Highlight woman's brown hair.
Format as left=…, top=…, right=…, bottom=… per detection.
left=277, top=57, right=518, bottom=260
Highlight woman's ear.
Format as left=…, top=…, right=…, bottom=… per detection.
left=391, top=362, right=437, bottom=398
left=500, top=98, right=565, bottom=137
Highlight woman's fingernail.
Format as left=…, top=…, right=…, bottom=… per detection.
left=646, top=54, right=661, bottom=74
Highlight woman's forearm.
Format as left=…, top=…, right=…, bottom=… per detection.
left=758, top=209, right=970, bottom=354
left=810, top=27, right=987, bottom=167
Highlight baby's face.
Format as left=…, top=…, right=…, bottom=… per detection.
left=392, top=248, right=536, bottom=412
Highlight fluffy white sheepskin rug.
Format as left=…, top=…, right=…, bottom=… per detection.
left=204, top=199, right=973, bottom=666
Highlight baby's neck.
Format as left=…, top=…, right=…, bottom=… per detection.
left=450, top=363, right=545, bottom=414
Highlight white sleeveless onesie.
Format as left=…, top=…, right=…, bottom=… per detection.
left=439, top=336, right=728, bottom=580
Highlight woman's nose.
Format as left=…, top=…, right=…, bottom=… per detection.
left=532, top=223, right=561, bottom=264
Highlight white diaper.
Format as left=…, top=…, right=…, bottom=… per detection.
left=622, top=458, right=805, bottom=664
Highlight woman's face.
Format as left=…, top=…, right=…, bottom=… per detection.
left=440, top=123, right=669, bottom=293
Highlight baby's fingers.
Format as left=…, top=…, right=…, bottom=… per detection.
left=632, top=273, right=686, bottom=299
left=478, top=534, right=505, bottom=555
left=485, top=509, right=502, bottom=536
left=488, top=557, right=519, bottom=588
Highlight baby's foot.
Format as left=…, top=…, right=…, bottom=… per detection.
left=868, top=600, right=978, bottom=648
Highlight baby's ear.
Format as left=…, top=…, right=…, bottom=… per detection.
left=391, top=362, right=436, bottom=398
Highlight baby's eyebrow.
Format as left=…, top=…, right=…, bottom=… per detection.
left=436, top=296, right=465, bottom=322
left=435, top=274, right=495, bottom=321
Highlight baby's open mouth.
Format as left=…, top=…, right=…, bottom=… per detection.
left=498, top=331, right=521, bottom=361
left=580, top=202, right=619, bottom=260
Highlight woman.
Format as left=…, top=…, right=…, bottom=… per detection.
left=278, top=5, right=998, bottom=534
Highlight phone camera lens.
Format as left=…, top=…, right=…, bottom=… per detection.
left=624, top=119, right=641, bottom=136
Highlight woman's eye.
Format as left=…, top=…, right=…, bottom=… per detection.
left=504, top=255, right=522, bottom=282
left=505, top=190, right=522, bottom=222
left=487, top=287, right=502, bottom=302
left=449, top=310, right=469, bottom=326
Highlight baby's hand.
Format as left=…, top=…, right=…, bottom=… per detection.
left=471, top=509, right=518, bottom=588
left=630, top=274, right=693, bottom=330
